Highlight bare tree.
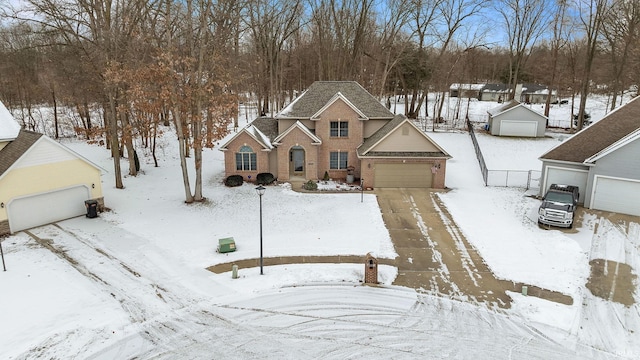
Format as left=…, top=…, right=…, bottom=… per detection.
left=543, top=0, right=570, bottom=117
left=496, top=0, right=551, bottom=100
left=601, top=0, right=640, bottom=111
left=245, top=0, right=303, bottom=115
left=370, top=0, right=413, bottom=99
left=573, top=0, right=610, bottom=131
left=8, top=0, right=163, bottom=188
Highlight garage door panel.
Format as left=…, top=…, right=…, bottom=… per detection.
left=592, top=177, right=640, bottom=216
left=499, top=120, right=537, bottom=137
left=374, top=163, right=431, bottom=188
left=546, top=167, right=588, bottom=203
left=8, top=186, right=90, bottom=232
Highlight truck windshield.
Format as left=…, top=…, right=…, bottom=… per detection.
left=546, top=191, right=574, bottom=203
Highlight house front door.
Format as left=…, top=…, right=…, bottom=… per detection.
left=290, top=147, right=305, bottom=177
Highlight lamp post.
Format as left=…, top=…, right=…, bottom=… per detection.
left=255, top=185, right=266, bottom=275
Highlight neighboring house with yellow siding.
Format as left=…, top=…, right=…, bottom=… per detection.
left=0, top=102, right=104, bottom=236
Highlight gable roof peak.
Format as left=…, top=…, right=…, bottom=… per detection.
left=276, top=81, right=393, bottom=119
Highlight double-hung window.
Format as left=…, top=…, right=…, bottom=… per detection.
left=329, top=151, right=348, bottom=169
left=235, top=145, right=257, bottom=171
left=330, top=121, right=348, bottom=137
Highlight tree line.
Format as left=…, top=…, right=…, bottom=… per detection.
left=0, top=0, right=638, bottom=201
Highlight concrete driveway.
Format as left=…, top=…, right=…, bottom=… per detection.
left=208, top=185, right=572, bottom=309
left=375, top=188, right=571, bottom=309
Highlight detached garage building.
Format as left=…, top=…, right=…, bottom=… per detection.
left=487, top=100, right=547, bottom=137
left=539, top=96, right=640, bottom=216
left=0, top=104, right=104, bottom=236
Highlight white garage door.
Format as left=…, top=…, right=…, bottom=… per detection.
left=8, top=186, right=90, bottom=233
left=499, top=120, right=538, bottom=137
left=591, top=177, right=640, bottom=216
left=374, top=163, right=432, bottom=188
left=544, top=167, right=588, bottom=203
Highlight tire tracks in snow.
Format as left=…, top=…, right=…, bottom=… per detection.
left=22, top=223, right=288, bottom=359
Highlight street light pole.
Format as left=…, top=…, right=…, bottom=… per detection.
left=256, top=185, right=266, bottom=275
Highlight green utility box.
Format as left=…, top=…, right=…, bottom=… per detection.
left=217, top=237, right=236, bottom=253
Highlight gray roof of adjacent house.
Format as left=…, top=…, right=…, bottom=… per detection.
left=277, top=81, right=393, bottom=119
left=540, top=96, right=640, bottom=163
left=481, top=83, right=510, bottom=92
left=481, top=83, right=551, bottom=94
left=0, top=130, right=43, bottom=176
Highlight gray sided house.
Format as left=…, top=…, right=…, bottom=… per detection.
left=220, top=81, right=451, bottom=189
left=478, top=83, right=556, bottom=104
left=539, top=95, right=640, bottom=216
left=487, top=100, right=548, bottom=137
left=449, top=83, right=484, bottom=99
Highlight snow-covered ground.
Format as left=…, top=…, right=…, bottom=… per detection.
left=1, top=95, right=639, bottom=359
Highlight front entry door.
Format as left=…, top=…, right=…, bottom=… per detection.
left=291, top=148, right=305, bottom=176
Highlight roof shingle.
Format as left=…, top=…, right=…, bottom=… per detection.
left=541, top=96, right=640, bottom=163
left=0, top=130, right=43, bottom=176
left=277, top=81, right=393, bottom=119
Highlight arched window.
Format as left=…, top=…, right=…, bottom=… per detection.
left=236, top=146, right=257, bottom=171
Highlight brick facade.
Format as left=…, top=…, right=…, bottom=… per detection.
left=314, top=100, right=363, bottom=180
left=223, top=132, right=272, bottom=182
left=222, top=81, right=450, bottom=188
left=275, top=127, right=319, bottom=182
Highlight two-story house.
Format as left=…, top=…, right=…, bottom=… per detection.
left=220, top=81, right=451, bottom=189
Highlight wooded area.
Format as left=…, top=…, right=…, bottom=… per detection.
left=0, top=0, right=638, bottom=199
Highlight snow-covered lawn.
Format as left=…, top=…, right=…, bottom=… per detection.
left=1, top=95, right=639, bottom=358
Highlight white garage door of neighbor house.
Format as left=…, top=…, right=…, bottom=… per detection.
left=591, top=177, right=640, bottom=216
left=545, top=167, right=588, bottom=203
left=499, top=120, right=538, bottom=137
left=374, top=163, right=432, bottom=188
left=8, top=186, right=90, bottom=233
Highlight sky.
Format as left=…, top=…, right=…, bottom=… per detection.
left=0, top=94, right=638, bottom=358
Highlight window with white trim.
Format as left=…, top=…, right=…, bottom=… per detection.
left=330, top=121, right=348, bottom=137
left=329, top=151, right=348, bottom=169
left=235, top=145, right=257, bottom=171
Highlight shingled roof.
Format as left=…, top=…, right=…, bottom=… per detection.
left=251, top=117, right=279, bottom=141
left=540, top=96, right=640, bottom=163
left=487, top=99, right=521, bottom=116
left=358, top=114, right=451, bottom=158
left=0, top=130, right=43, bottom=177
left=277, top=81, right=393, bottom=120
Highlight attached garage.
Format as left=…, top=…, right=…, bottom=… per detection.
left=358, top=117, right=451, bottom=189
left=539, top=96, right=640, bottom=217
left=499, top=120, right=538, bottom=137
left=8, top=186, right=91, bottom=232
left=543, top=166, right=588, bottom=203
left=0, top=129, right=105, bottom=236
left=374, top=163, right=432, bottom=188
left=591, top=176, right=640, bottom=216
